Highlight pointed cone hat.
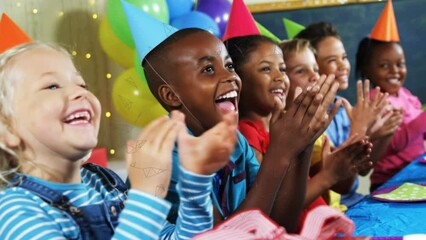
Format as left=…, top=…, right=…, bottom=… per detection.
left=256, top=21, right=281, bottom=43
left=222, top=0, right=260, bottom=41
left=121, top=0, right=177, bottom=61
left=0, top=13, right=31, bottom=53
left=282, top=18, right=305, bottom=40
left=370, top=0, right=399, bottom=42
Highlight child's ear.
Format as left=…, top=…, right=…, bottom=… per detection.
left=158, top=85, right=182, bottom=108
left=1, top=129, right=21, bottom=148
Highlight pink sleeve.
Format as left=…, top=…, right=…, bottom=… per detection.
left=389, top=110, right=426, bottom=152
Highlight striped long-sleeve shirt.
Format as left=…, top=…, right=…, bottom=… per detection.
left=0, top=166, right=213, bottom=240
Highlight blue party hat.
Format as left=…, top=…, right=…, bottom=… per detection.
left=121, top=0, right=178, bottom=61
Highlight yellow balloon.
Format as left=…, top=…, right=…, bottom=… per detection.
left=112, top=68, right=168, bottom=127
left=99, top=17, right=134, bottom=68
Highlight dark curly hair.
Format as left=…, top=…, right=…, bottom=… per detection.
left=355, top=37, right=402, bottom=80
left=294, top=22, right=340, bottom=50
left=224, top=35, right=277, bottom=77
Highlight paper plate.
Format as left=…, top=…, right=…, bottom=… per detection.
left=372, top=183, right=426, bottom=202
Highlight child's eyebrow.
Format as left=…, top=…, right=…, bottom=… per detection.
left=258, top=59, right=272, bottom=64
left=320, top=55, right=338, bottom=62
left=286, top=64, right=303, bottom=71
left=198, top=55, right=216, bottom=63
left=197, top=55, right=233, bottom=66
left=40, top=71, right=56, bottom=77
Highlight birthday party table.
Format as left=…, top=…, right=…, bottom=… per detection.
left=346, top=153, right=426, bottom=238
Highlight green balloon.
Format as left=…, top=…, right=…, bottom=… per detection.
left=107, top=0, right=170, bottom=48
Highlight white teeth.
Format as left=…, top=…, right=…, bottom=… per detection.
left=388, top=79, right=400, bottom=85
left=271, top=89, right=283, bottom=94
left=216, top=90, right=238, bottom=100
left=68, top=120, right=88, bottom=125
left=65, top=111, right=91, bottom=122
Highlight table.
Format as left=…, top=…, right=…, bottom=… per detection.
left=346, top=153, right=426, bottom=238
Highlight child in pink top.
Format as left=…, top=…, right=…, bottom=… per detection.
left=356, top=37, right=424, bottom=191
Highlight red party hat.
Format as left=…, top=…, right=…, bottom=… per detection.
left=0, top=13, right=31, bottom=53
left=222, top=0, right=260, bottom=41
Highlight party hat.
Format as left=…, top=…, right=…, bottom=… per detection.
left=283, top=18, right=305, bottom=40
left=121, top=0, right=177, bottom=61
left=256, top=21, right=281, bottom=43
left=370, top=0, right=399, bottom=42
left=222, top=0, right=260, bottom=41
left=0, top=13, right=31, bottom=53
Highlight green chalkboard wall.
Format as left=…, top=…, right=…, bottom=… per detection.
left=254, top=0, right=426, bottom=104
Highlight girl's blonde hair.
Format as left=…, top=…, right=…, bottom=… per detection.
left=0, top=42, right=70, bottom=186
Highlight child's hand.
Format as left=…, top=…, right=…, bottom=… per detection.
left=268, top=74, right=340, bottom=159
left=126, top=111, right=184, bottom=198
left=370, top=107, right=403, bottom=140
left=178, top=111, right=238, bottom=175
left=343, top=80, right=388, bottom=137
left=320, top=135, right=373, bottom=185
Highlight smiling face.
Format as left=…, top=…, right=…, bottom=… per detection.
left=237, top=41, right=289, bottom=117
left=316, top=36, right=350, bottom=90
left=284, top=48, right=319, bottom=107
left=9, top=47, right=101, bottom=163
left=157, top=31, right=241, bottom=136
left=362, top=42, right=406, bottom=95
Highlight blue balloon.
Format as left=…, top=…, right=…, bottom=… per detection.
left=166, top=0, right=194, bottom=19
left=170, top=11, right=221, bottom=38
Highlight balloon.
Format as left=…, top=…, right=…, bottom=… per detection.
left=166, top=0, right=194, bottom=19
left=171, top=11, right=220, bottom=38
left=107, top=0, right=169, bottom=48
left=112, top=68, right=167, bottom=127
left=98, top=17, right=134, bottom=68
left=197, top=0, right=231, bottom=36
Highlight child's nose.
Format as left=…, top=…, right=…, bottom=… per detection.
left=389, top=64, right=399, bottom=74
left=337, top=59, right=348, bottom=70
left=221, top=69, right=239, bottom=83
left=68, top=86, right=89, bottom=100
left=272, top=68, right=285, bottom=82
left=309, top=71, right=319, bottom=83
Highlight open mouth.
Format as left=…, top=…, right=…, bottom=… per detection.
left=388, top=78, right=401, bottom=85
left=215, top=90, right=238, bottom=113
left=271, top=88, right=285, bottom=102
left=64, top=110, right=92, bottom=125
left=335, top=74, right=349, bottom=83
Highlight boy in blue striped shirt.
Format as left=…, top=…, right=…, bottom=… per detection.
left=0, top=42, right=237, bottom=239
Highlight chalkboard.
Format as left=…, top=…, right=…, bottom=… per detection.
left=254, top=0, right=426, bottom=104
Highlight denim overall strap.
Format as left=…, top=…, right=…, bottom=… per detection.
left=7, top=175, right=73, bottom=211
left=8, top=164, right=127, bottom=240
left=73, top=200, right=123, bottom=239
left=82, top=163, right=128, bottom=194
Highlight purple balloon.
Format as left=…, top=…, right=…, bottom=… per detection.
left=197, top=0, right=231, bottom=36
